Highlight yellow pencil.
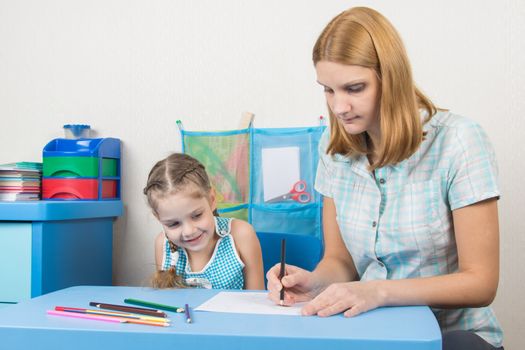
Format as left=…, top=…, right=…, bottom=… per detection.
left=55, top=307, right=170, bottom=324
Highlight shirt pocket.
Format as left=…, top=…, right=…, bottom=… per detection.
left=401, top=180, right=441, bottom=229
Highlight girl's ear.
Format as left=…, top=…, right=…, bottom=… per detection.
left=208, top=188, right=217, bottom=211
left=151, top=209, right=160, bottom=220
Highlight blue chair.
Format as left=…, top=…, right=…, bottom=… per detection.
left=256, top=232, right=323, bottom=281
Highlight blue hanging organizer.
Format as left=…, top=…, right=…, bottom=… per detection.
left=178, top=120, right=325, bottom=241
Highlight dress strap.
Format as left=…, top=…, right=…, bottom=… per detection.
left=215, top=216, right=232, bottom=237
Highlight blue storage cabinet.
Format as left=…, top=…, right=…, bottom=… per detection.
left=0, top=200, right=122, bottom=306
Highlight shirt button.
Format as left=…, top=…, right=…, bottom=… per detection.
left=378, top=261, right=385, bottom=267
left=379, top=178, right=386, bottom=184
left=372, top=221, right=377, bottom=227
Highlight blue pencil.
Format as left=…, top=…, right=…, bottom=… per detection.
left=185, top=303, right=192, bottom=323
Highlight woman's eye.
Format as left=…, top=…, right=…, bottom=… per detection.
left=346, top=84, right=365, bottom=93
left=323, top=87, right=334, bottom=94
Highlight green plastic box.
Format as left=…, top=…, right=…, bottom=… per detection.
left=43, top=157, right=117, bottom=178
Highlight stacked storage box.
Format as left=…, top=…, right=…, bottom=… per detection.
left=42, top=138, right=120, bottom=200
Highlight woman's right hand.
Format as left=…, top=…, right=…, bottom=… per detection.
left=266, top=264, right=320, bottom=306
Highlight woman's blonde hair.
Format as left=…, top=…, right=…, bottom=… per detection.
left=313, top=7, right=436, bottom=169
left=144, top=153, right=215, bottom=288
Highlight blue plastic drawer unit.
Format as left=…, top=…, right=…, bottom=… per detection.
left=42, top=138, right=121, bottom=200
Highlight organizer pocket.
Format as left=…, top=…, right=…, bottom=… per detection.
left=252, top=127, right=323, bottom=205
left=250, top=204, right=321, bottom=238
left=183, top=130, right=250, bottom=204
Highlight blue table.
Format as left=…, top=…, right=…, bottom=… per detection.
left=0, top=285, right=441, bottom=349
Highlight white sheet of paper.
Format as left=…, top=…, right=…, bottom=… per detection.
left=195, top=292, right=305, bottom=316
left=261, top=147, right=300, bottom=201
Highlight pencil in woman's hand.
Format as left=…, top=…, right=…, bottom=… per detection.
left=279, top=239, right=286, bottom=306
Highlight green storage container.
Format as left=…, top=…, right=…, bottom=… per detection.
left=101, top=158, right=118, bottom=177
left=43, top=157, right=117, bottom=178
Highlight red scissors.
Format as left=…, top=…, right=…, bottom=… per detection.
left=267, top=180, right=311, bottom=203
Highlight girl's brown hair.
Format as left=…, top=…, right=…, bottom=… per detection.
left=313, top=7, right=436, bottom=170
left=144, top=153, right=214, bottom=288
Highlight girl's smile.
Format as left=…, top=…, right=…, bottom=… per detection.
left=182, top=232, right=205, bottom=245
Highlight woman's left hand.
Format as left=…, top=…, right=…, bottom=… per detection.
left=301, top=280, right=386, bottom=317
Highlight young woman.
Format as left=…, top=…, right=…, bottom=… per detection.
left=267, top=7, right=503, bottom=350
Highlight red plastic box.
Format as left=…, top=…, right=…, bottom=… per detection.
left=42, top=178, right=117, bottom=200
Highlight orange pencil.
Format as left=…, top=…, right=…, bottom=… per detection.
left=48, top=310, right=170, bottom=327
left=55, top=306, right=169, bottom=323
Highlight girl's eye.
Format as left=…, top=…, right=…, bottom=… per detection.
left=346, top=83, right=365, bottom=93
left=168, top=222, right=180, bottom=228
left=193, top=213, right=203, bottom=219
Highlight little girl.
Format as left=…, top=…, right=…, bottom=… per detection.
left=144, top=153, right=265, bottom=290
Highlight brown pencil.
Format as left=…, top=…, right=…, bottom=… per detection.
left=89, top=302, right=168, bottom=318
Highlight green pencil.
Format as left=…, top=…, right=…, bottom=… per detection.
left=124, top=298, right=185, bottom=313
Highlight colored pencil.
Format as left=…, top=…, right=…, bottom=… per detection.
left=47, top=310, right=170, bottom=327
left=55, top=306, right=169, bottom=323
left=184, top=303, right=192, bottom=323
left=48, top=310, right=121, bottom=323
left=124, top=298, right=185, bottom=313
left=120, top=318, right=170, bottom=327
left=279, top=238, right=286, bottom=306
left=89, top=301, right=168, bottom=318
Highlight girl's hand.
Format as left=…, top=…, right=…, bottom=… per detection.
left=266, top=264, right=321, bottom=305
left=301, top=280, right=386, bottom=317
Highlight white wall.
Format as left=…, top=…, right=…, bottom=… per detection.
left=1, top=0, right=523, bottom=348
